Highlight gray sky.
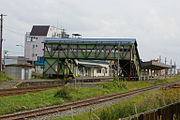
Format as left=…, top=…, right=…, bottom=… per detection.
left=1, top=0, right=180, bottom=68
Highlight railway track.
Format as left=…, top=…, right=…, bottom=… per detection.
left=162, top=83, right=180, bottom=90
left=0, top=80, right=179, bottom=120
left=0, top=85, right=63, bottom=97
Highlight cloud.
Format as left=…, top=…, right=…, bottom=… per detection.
left=0, top=0, right=180, bottom=68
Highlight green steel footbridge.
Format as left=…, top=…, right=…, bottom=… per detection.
left=43, top=38, right=141, bottom=80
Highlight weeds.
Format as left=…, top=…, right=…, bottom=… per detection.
left=98, top=89, right=180, bottom=120
left=54, top=86, right=72, bottom=100
left=0, top=73, right=12, bottom=82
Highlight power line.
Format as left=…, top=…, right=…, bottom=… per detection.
left=4, top=27, right=24, bottom=36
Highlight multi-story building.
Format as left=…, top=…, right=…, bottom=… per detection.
left=24, top=25, right=69, bottom=64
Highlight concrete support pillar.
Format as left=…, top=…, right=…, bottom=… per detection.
left=144, top=69, right=146, bottom=80
left=153, top=70, right=155, bottom=78
left=147, top=69, right=149, bottom=80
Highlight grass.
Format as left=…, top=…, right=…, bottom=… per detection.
left=0, top=72, right=13, bottom=83
left=0, top=77, right=179, bottom=116
left=56, top=88, right=180, bottom=120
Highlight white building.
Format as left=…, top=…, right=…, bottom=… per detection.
left=75, top=59, right=110, bottom=77
left=4, top=56, right=28, bottom=65
left=24, top=25, right=69, bottom=63
left=5, top=64, right=33, bottom=80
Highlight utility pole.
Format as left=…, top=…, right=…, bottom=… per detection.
left=165, top=57, right=167, bottom=64
left=170, top=59, right=172, bottom=76
left=159, top=56, right=161, bottom=63
left=0, top=14, right=7, bottom=72
left=174, top=61, right=176, bottom=75
left=165, top=57, right=167, bottom=78
left=117, top=42, right=120, bottom=78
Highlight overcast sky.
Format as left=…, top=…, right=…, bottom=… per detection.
left=1, top=0, right=180, bottom=68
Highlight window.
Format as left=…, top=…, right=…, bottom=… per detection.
left=105, top=69, right=108, bottom=74
left=26, top=37, right=31, bottom=42
left=26, top=37, right=38, bottom=42
left=36, top=45, right=38, bottom=47
left=97, top=68, right=101, bottom=73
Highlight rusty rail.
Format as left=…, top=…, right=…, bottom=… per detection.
left=0, top=81, right=179, bottom=120
left=0, top=85, right=63, bottom=97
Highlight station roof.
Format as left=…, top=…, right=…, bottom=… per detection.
left=43, top=38, right=137, bottom=46
left=142, top=61, right=172, bottom=70
left=78, top=59, right=109, bottom=65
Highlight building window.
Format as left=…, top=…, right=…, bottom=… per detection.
left=97, top=68, right=101, bottom=73
left=36, top=45, right=38, bottom=47
left=102, top=69, right=105, bottom=73
left=26, top=37, right=31, bottom=42
left=26, top=37, right=38, bottom=42
left=105, top=69, right=108, bottom=74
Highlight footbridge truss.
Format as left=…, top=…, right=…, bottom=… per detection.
left=43, top=38, right=141, bottom=80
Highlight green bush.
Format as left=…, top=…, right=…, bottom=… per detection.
left=54, top=86, right=72, bottom=100
left=113, top=76, right=127, bottom=89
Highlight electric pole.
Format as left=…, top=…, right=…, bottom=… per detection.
left=170, top=59, right=172, bottom=76
left=159, top=56, right=161, bottom=63
left=0, top=14, right=7, bottom=72
left=165, top=57, right=167, bottom=78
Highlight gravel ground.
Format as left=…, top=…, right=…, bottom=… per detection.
left=32, top=88, right=157, bottom=120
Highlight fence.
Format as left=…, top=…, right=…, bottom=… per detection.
left=122, top=102, right=180, bottom=120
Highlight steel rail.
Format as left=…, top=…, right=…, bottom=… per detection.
left=0, top=80, right=179, bottom=120
left=0, top=85, right=63, bottom=97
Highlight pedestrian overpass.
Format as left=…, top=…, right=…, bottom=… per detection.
left=42, top=38, right=141, bottom=80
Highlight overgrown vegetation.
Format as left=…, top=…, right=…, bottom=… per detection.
left=98, top=89, right=180, bottom=120
left=0, top=72, right=12, bottom=83
left=56, top=88, right=180, bottom=120
left=0, top=77, right=179, bottom=116
left=54, top=86, right=72, bottom=100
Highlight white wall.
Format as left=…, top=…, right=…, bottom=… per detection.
left=47, top=26, right=63, bottom=38
left=24, top=26, right=63, bottom=61
left=25, top=35, right=46, bottom=61
left=76, top=60, right=110, bottom=77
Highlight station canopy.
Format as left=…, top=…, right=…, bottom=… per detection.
left=142, top=61, right=172, bottom=70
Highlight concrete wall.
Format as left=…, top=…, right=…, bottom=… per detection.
left=5, top=66, right=22, bottom=79
left=5, top=66, right=32, bottom=80
left=5, top=56, right=28, bottom=65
